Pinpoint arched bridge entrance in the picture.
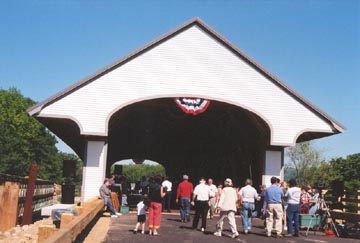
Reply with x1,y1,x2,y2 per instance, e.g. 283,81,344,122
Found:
107,98,270,187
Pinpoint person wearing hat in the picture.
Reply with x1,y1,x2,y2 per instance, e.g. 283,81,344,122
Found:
176,174,194,222
213,178,240,239
191,177,211,232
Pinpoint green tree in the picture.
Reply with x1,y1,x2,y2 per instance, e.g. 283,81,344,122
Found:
0,88,63,183
285,141,324,185
328,153,360,191
120,164,165,183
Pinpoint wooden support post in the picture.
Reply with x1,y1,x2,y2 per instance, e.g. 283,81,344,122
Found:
22,163,38,226
357,190,360,214
111,192,119,212
75,206,83,215
0,181,20,232
60,213,74,228
38,224,57,243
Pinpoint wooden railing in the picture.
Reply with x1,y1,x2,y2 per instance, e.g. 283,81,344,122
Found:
39,197,104,243
0,173,54,232
325,190,360,223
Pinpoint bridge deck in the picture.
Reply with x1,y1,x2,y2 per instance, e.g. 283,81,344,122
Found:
100,210,358,243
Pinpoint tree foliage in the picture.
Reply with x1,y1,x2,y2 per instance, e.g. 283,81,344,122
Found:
119,164,165,183
285,141,324,185
285,140,359,196
328,153,360,192
0,88,72,183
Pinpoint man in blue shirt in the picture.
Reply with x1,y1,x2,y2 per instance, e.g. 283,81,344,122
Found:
265,177,284,238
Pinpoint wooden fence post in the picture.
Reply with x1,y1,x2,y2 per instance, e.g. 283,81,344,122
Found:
22,163,38,226
357,190,360,214
38,224,57,243
0,181,20,232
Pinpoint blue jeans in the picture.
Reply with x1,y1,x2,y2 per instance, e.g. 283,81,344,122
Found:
105,196,116,215
241,202,255,231
286,204,300,235
180,197,191,221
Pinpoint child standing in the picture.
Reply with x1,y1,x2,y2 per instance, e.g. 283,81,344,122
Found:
134,195,148,234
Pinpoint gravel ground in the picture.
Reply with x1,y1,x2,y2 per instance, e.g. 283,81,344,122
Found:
0,217,53,243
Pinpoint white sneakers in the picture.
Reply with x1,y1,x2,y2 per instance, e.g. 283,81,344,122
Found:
201,228,205,232
111,212,122,218
214,231,239,238
213,232,222,237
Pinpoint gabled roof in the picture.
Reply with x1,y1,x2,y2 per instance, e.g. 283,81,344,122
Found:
28,17,345,133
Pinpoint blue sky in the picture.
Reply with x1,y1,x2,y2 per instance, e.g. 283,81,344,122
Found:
1,1,359,160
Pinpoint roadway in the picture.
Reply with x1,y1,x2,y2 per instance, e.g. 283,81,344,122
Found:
101,211,358,243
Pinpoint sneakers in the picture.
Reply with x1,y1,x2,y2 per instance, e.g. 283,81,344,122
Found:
213,231,222,237
111,215,118,218
201,227,205,232
232,232,240,238
141,231,145,234
244,230,248,234
115,212,122,216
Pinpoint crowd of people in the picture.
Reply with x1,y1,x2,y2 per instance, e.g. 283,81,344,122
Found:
98,174,323,238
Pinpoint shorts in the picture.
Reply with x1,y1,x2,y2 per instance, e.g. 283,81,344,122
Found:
137,214,146,223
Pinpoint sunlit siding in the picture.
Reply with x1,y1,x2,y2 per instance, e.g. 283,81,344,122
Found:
39,25,333,146
81,141,107,201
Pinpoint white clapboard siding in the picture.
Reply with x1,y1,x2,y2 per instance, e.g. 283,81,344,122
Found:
38,25,333,146
81,141,107,202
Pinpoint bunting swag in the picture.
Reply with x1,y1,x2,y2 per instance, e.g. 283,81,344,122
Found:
174,98,210,115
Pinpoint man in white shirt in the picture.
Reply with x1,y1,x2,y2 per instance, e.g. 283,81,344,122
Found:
238,178,259,234
191,177,211,232
162,176,172,212
285,179,301,237
207,178,217,219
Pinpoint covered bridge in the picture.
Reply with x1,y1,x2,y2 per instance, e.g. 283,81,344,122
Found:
28,18,344,202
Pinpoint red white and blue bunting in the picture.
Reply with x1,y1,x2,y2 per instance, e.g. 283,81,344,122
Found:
174,98,210,115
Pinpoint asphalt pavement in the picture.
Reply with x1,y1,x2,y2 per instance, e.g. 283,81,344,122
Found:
103,210,359,243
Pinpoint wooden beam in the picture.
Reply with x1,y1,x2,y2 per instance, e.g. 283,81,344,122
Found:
0,181,19,232
60,213,74,228
330,210,360,223
41,197,104,243
38,224,57,243
22,163,38,225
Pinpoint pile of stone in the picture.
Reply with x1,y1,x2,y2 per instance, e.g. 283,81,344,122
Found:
0,217,53,243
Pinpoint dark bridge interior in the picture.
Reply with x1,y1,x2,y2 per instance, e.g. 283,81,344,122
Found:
106,98,270,186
